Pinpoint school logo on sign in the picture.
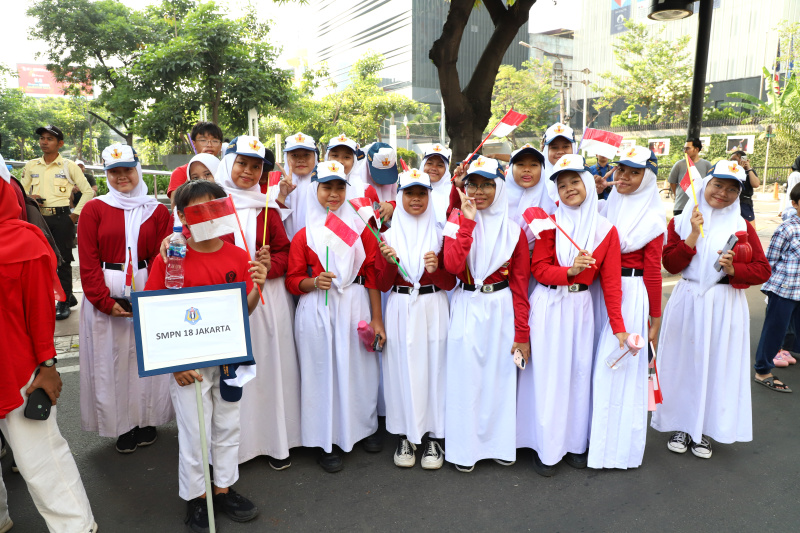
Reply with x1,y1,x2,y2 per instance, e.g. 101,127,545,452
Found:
184,307,202,325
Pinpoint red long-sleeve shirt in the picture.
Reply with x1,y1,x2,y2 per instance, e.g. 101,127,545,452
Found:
443,218,531,343
220,207,290,279
530,220,626,334
374,248,457,292
285,226,379,295
620,236,664,318
662,218,771,286
166,164,188,198
78,200,172,315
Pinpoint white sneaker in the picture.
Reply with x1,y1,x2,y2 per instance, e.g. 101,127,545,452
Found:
393,438,416,468
454,463,474,473
0,516,13,533
667,431,691,454
691,436,712,459
493,458,515,466
420,440,444,470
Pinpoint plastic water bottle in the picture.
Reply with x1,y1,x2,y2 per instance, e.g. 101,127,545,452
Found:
165,225,187,289
605,333,645,370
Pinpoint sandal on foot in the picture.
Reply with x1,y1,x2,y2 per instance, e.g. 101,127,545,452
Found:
754,375,792,393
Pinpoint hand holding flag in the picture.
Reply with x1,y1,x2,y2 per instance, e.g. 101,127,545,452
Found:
464,109,527,165
680,155,704,236
522,207,595,268
348,199,410,278
442,208,463,239
262,171,283,245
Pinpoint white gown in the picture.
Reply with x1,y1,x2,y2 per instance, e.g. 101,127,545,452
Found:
238,276,302,462
588,276,650,469
294,281,380,453
650,279,753,444
79,268,173,437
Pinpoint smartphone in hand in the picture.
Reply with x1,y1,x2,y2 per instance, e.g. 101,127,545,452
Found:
514,349,526,370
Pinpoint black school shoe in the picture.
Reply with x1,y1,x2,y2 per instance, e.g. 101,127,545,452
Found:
564,451,588,469
362,432,383,453
116,428,137,453
55,301,71,320
318,450,343,473
135,426,158,447
213,488,259,523
68,294,79,307
185,498,210,533
532,451,556,477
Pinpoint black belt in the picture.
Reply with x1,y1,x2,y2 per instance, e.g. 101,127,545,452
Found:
392,284,442,295
460,280,509,293
353,275,366,286
681,276,730,285
548,283,589,293
102,260,148,271
621,268,644,277
40,206,71,216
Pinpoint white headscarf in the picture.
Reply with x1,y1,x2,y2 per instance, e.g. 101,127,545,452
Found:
384,185,442,300
96,161,159,280
283,151,316,240
216,152,268,259
601,168,666,253
675,175,745,295
306,179,367,293
507,165,557,247
466,176,521,294
543,134,578,203
324,150,368,198
185,153,220,182
552,168,613,301
422,153,452,227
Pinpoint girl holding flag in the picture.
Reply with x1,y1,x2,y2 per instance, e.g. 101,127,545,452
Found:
443,156,531,472
517,154,629,477
276,132,319,240
421,144,452,228
285,161,385,473
651,161,770,459
506,144,555,251
78,144,174,453
588,146,666,470
375,168,456,470
215,136,302,471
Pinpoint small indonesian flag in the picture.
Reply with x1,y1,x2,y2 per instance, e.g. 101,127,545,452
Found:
399,158,410,172
267,171,282,187
491,109,527,138
579,128,623,159
320,211,360,257
679,156,702,192
522,207,557,239
183,197,238,242
53,279,66,302
443,209,462,239
350,197,379,225
124,247,133,296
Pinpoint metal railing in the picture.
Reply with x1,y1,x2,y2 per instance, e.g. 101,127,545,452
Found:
605,115,769,133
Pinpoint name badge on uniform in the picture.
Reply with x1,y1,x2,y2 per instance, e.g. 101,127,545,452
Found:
30,173,39,178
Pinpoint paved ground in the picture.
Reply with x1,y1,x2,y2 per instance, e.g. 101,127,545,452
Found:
3,195,799,532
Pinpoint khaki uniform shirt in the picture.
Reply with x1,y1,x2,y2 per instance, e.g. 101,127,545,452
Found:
20,154,94,215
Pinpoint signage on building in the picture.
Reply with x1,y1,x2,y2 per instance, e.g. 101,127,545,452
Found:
16,64,91,96
610,0,632,35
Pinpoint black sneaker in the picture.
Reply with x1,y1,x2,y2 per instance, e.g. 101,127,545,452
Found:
185,497,210,533
362,432,383,453
55,301,71,320
213,488,259,523
267,455,292,471
135,426,158,447
420,439,444,470
667,431,691,454
564,451,588,469
532,451,556,477
691,436,712,459
318,450,343,473
115,428,137,453
68,294,79,307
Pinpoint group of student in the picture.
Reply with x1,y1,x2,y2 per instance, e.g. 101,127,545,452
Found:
70,119,792,533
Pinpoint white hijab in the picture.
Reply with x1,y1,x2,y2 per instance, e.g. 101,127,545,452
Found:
422,153,452,227
283,150,316,240
543,136,578,203
216,152,268,259
601,168,666,253
96,162,159,280
508,165,557,247
185,153,220,182
306,180,367,293
675,176,745,295
467,176,521,294
552,169,613,301
384,186,443,298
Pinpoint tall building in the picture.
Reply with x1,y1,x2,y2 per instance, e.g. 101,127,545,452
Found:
310,0,530,107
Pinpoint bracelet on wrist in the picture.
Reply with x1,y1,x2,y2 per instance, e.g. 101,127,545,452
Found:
313,277,318,289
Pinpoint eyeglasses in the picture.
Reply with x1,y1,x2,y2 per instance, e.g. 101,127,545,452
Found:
195,139,222,146
465,182,497,194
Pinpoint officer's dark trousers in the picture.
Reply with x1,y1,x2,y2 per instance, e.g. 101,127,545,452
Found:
43,213,75,298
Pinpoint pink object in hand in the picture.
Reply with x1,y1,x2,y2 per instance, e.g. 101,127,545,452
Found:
357,321,375,353
626,333,645,354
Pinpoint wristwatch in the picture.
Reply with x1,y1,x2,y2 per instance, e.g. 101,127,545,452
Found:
40,357,57,368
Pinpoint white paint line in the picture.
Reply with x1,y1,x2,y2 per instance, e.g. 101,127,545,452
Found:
58,365,80,374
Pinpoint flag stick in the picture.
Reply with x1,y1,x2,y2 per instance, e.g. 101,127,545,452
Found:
231,205,265,304
463,121,502,165
186,133,197,155
347,200,410,278
194,374,217,533
262,187,271,248
685,154,704,237
128,247,135,292
547,214,596,269
325,246,329,306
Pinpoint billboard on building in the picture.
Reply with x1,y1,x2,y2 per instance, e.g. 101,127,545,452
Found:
16,64,91,96
611,0,632,35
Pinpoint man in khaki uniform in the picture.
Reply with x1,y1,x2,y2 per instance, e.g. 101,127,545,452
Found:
21,125,93,320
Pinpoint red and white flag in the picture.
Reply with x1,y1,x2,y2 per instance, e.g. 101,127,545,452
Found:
124,247,133,296
443,208,462,239
491,109,528,138
349,197,380,225
579,128,623,159
522,207,557,238
679,155,702,192
267,171,282,187
321,211,359,257
183,197,238,242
